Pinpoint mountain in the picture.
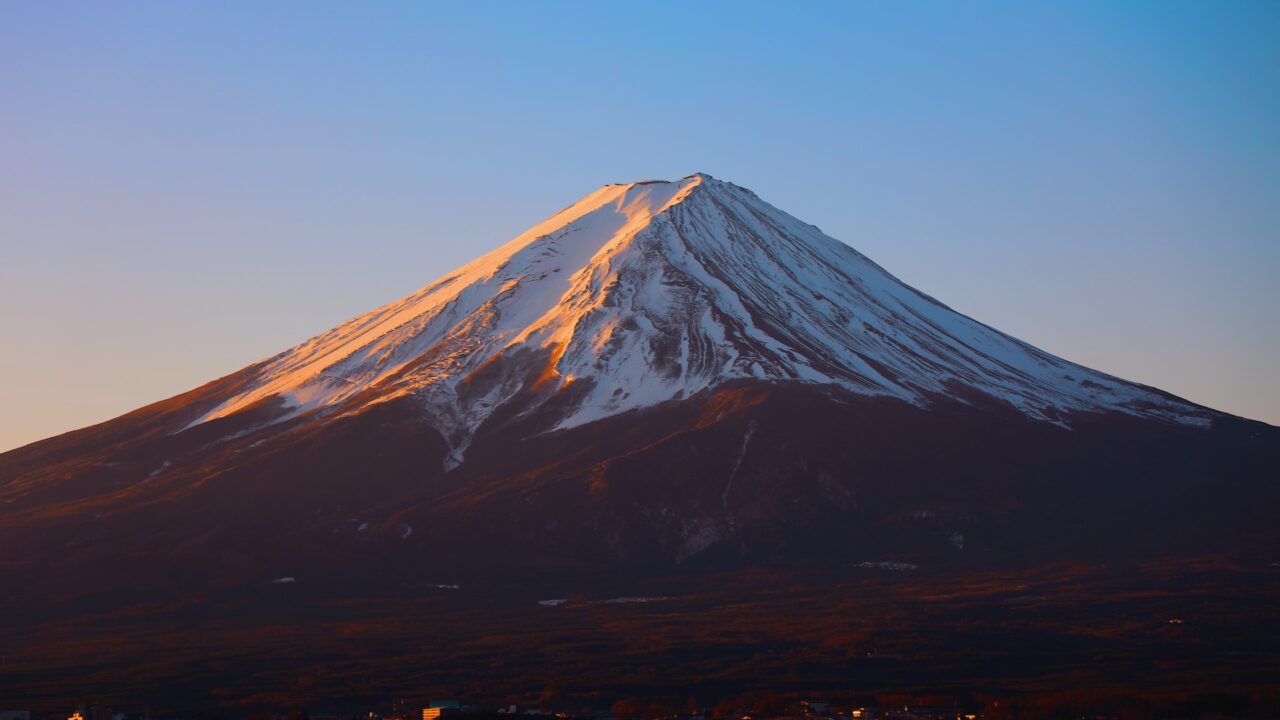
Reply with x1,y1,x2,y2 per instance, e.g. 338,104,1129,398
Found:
1,174,1277,710
190,172,1214,464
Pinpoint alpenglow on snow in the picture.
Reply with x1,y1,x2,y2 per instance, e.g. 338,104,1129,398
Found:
194,173,1212,465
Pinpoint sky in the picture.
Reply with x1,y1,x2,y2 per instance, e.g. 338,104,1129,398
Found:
1,1,1277,451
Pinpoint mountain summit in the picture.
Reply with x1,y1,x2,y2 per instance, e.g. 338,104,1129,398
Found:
195,173,1209,467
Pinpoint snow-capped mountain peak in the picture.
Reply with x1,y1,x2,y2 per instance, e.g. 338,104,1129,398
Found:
194,173,1212,464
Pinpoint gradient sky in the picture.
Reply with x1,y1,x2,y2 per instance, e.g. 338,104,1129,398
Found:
2,1,1277,451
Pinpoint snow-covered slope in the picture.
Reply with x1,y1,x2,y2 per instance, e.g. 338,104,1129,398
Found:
195,173,1212,463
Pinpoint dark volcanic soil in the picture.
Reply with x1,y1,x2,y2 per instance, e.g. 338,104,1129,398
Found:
3,559,1280,714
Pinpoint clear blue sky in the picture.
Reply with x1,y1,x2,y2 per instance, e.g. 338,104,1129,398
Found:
2,1,1277,450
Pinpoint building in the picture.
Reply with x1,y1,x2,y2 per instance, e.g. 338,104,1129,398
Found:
1,711,31,720
421,702,461,720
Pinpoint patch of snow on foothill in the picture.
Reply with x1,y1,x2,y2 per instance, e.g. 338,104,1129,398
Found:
144,460,171,481
189,173,1216,466
855,561,919,572
537,596,672,608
